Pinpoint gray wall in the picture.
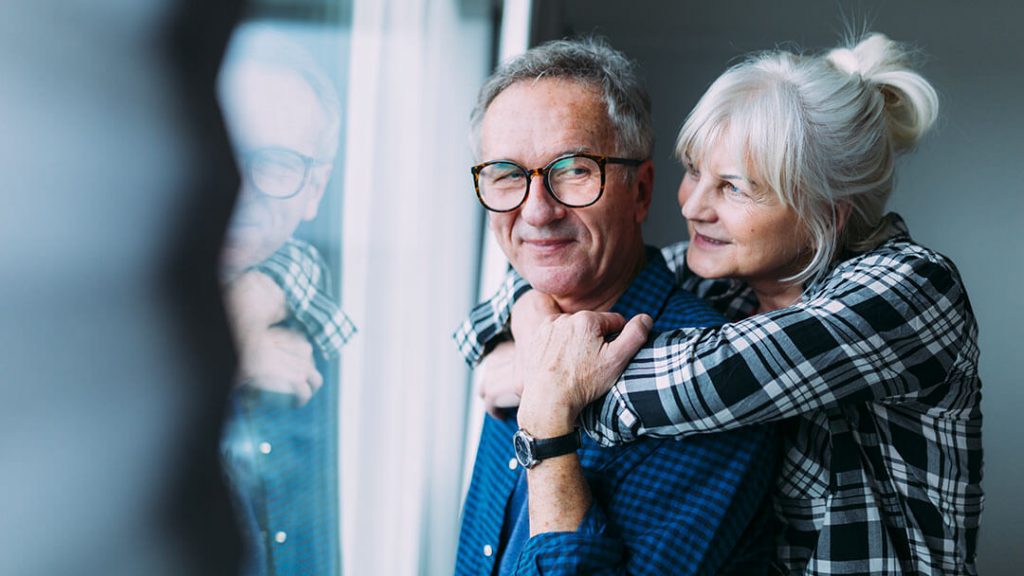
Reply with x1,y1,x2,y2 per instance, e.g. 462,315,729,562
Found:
534,1,1023,572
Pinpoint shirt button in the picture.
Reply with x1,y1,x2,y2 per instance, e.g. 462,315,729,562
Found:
274,531,287,544
259,442,272,455
508,458,518,470
483,544,493,557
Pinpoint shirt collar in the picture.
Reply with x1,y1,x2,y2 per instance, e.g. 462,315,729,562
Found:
609,246,675,320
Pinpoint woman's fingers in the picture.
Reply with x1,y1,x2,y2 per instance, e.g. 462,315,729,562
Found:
478,340,521,418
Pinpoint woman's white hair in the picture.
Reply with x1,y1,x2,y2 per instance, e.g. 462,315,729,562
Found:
676,33,939,285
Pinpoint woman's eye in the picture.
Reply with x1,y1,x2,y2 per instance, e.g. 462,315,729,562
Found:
685,163,700,179
723,181,751,198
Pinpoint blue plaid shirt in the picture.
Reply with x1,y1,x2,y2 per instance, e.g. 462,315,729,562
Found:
454,248,778,575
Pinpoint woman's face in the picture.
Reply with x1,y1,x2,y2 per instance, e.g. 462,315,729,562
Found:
678,135,811,294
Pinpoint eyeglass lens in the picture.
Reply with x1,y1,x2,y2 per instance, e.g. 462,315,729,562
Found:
477,155,602,211
248,148,308,198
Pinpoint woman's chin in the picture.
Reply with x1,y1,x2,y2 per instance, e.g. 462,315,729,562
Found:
685,250,731,280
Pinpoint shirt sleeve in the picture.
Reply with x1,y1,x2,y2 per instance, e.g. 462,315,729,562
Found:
453,269,531,366
509,505,625,575
509,426,776,575
254,238,357,359
580,243,977,445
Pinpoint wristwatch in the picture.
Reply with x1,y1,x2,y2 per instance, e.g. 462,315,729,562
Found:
512,428,582,469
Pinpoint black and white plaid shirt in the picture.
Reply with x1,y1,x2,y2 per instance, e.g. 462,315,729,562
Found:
254,238,356,358
453,215,984,575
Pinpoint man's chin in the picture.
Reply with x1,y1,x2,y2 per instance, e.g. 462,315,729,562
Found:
519,268,583,300
219,245,263,279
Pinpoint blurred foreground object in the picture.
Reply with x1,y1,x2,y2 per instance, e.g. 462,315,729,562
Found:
0,1,243,574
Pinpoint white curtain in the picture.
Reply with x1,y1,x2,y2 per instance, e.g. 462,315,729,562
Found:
337,0,493,574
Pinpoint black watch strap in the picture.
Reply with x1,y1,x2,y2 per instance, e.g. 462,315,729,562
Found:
513,428,582,469
532,429,582,460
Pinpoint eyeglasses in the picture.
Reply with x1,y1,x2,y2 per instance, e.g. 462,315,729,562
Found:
470,153,644,212
240,147,329,199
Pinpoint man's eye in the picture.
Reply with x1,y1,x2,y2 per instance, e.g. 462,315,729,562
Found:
484,164,525,184
550,158,596,180
555,166,592,178
494,171,523,182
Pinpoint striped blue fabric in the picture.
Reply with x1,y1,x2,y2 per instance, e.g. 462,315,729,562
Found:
454,248,778,575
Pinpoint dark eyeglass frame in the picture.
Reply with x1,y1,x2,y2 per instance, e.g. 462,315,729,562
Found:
470,153,644,213
240,146,331,200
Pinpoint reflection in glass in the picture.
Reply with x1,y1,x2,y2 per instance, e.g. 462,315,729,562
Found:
217,22,352,576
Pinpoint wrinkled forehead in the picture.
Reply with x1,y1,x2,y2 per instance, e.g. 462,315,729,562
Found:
481,78,616,159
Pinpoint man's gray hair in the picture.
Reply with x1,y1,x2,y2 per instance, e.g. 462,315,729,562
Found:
470,37,653,161
219,25,342,159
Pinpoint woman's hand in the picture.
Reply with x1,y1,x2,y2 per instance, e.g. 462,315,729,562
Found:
513,292,653,437
477,340,523,418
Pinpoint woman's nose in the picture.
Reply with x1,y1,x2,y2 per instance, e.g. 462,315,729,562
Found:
679,176,712,222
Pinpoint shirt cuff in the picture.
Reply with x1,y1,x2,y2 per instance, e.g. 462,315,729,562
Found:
512,505,624,575
452,270,531,366
579,387,641,447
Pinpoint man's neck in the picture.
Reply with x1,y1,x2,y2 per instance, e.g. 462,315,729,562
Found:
551,245,647,314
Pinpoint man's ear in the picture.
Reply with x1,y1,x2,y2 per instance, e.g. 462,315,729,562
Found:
302,165,332,221
633,160,654,224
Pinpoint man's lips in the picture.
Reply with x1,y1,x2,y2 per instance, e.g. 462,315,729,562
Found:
520,237,575,253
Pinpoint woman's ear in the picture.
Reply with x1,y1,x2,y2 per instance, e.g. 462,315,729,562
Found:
835,201,852,235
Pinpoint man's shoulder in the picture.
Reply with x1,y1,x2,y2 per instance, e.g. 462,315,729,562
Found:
656,284,725,330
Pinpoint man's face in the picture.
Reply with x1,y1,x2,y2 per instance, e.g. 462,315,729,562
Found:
480,79,652,310
220,62,333,277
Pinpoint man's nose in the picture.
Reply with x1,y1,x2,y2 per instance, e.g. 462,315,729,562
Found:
518,173,566,227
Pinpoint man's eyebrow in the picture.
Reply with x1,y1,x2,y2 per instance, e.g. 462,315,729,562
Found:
562,145,594,155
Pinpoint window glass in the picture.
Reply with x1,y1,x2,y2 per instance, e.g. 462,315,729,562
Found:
217,6,351,575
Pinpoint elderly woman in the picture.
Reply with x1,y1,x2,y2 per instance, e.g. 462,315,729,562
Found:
456,33,983,575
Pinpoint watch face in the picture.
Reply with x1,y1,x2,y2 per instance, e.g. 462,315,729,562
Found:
512,430,535,468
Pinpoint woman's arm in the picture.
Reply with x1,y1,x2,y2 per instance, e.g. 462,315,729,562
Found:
581,242,978,444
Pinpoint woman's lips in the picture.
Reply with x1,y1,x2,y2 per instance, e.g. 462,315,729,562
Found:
692,231,730,247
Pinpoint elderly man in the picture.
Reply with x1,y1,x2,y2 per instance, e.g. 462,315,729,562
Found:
454,39,777,575
217,29,355,576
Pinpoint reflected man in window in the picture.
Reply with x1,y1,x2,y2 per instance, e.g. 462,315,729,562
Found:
454,38,777,575
218,29,354,576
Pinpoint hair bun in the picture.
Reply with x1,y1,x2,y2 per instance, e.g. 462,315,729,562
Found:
828,33,939,151
827,47,861,76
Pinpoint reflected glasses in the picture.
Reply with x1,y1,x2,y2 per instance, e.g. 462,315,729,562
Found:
471,153,644,212
241,146,329,199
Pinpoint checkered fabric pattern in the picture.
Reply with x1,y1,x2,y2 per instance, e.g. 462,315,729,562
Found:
255,237,356,359
454,248,778,575
453,216,984,575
